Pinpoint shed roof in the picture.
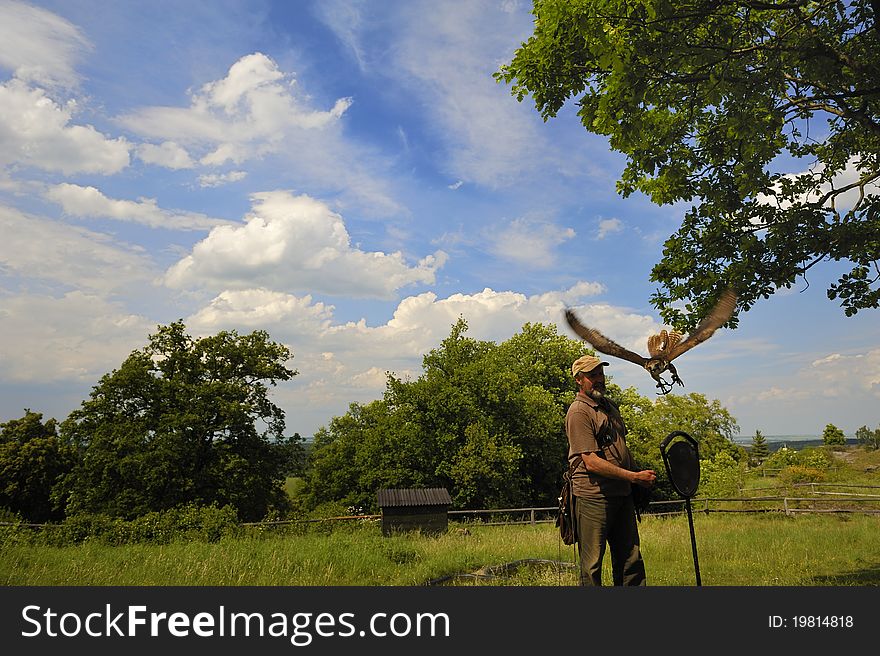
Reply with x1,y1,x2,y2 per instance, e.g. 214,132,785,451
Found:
377,487,452,508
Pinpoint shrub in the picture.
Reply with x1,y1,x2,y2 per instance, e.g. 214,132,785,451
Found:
2,504,243,547
796,448,833,471
778,466,827,485
763,447,799,470
698,452,744,498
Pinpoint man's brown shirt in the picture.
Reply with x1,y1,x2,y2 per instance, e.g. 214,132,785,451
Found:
565,392,634,498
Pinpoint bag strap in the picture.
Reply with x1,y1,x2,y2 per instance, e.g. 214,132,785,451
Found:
565,456,579,479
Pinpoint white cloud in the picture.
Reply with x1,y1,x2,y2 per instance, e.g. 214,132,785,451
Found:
186,283,607,367
388,2,544,186
182,280,608,433
116,52,401,215
596,217,623,239
46,183,233,231
163,190,446,298
198,170,248,188
757,157,880,214
809,349,880,397
0,291,153,382
118,53,351,165
187,288,333,333
136,141,196,169
0,203,157,292
0,79,130,175
489,218,576,267
0,0,91,88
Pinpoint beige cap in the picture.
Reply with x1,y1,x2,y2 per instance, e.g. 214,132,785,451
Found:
571,355,609,377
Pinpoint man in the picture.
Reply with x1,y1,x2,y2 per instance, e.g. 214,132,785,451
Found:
566,354,656,586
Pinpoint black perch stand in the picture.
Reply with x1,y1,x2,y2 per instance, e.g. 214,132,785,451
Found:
659,430,702,586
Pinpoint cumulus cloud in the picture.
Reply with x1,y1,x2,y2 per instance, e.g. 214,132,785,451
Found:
118,53,351,166
187,288,334,333
182,281,608,431
0,204,157,292
116,52,400,215
0,0,91,88
46,183,233,231
163,191,446,298
0,79,130,175
490,218,576,267
596,217,623,239
136,141,196,169
0,291,152,382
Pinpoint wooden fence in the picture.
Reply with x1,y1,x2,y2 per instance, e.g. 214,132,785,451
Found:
4,483,880,531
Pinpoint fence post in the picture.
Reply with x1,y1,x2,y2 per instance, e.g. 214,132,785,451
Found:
530,509,535,525
784,498,789,517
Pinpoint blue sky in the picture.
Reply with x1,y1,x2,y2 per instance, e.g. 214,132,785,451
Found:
1,0,878,440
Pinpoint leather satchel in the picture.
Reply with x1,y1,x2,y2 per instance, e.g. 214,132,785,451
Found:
556,459,579,545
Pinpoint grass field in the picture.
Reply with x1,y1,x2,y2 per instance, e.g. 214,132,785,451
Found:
3,446,879,586
3,512,878,586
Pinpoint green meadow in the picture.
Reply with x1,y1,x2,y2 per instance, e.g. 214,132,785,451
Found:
3,512,878,586
3,445,879,586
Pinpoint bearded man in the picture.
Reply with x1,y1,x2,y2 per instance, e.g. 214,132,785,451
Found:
566,355,657,586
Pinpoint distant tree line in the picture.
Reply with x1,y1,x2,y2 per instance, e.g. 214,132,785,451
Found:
12,318,849,525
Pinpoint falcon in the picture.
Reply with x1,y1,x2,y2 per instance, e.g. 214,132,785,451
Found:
564,288,738,394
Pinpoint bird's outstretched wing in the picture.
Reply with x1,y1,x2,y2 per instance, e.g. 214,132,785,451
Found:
564,308,648,367
667,288,738,362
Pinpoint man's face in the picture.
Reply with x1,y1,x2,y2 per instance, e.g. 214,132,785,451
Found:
578,366,606,396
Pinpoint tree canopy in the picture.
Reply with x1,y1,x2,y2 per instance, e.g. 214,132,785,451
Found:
821,422,847,445
303,319,744,511
305,319,592,511
615,387,745,497
0,410,75,522
59,321,298,521
496,0,880,329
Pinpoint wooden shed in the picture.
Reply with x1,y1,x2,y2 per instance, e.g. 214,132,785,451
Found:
376,487,452,536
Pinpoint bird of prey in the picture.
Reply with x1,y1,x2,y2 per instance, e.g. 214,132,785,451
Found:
564,288,738,394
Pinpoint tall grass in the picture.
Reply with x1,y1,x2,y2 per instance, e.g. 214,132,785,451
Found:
3,513,878,586
4,446,878,586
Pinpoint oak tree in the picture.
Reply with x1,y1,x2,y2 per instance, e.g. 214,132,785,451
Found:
497,0,880,328
60,321,297,521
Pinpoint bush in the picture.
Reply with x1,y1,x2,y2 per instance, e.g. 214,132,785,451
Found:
763,447,799,470
796,448,833,471
1,504,243,547
698,452,744,498
778,466,827,485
